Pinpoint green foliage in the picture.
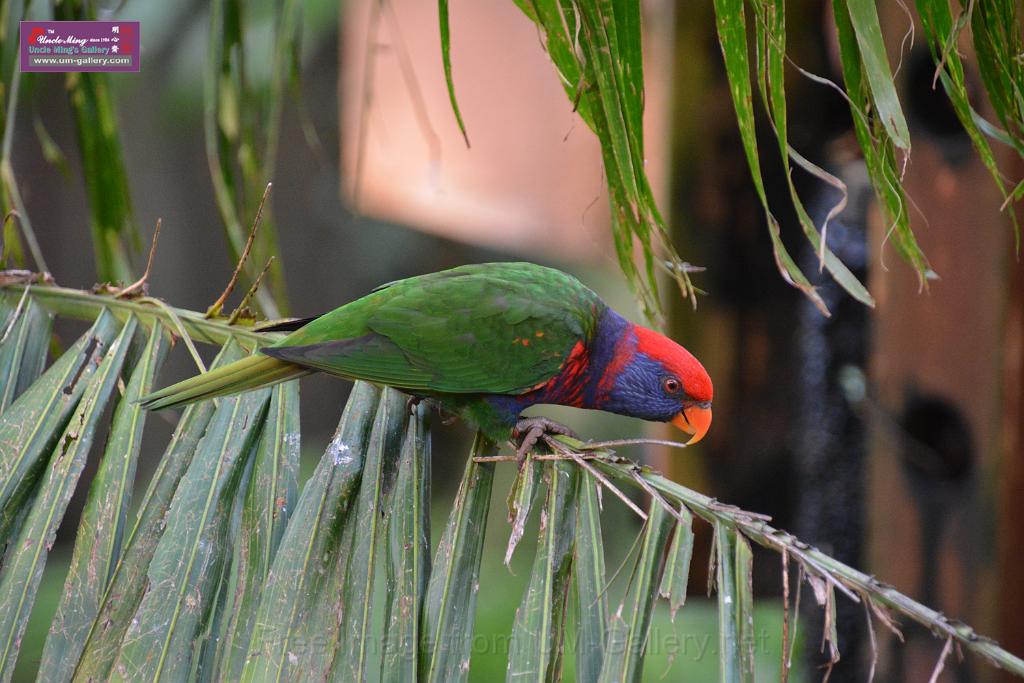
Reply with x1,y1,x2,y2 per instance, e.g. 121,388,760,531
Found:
39,321,168,682
506,462,578,680
480,0,1023,314
508,0,697,323
54,2,141,284
0,283,1019,682
205,0,301,317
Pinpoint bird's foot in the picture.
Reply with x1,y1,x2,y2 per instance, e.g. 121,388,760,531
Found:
511,416,579,468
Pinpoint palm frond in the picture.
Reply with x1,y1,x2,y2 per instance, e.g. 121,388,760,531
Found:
485,1,1024,313
508,0,695,322
0,281,1018,681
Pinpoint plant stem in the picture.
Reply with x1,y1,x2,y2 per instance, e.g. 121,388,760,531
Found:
2,283,281,349
592,459,1024,677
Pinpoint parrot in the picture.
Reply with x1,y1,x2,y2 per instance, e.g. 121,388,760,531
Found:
140,262,713,454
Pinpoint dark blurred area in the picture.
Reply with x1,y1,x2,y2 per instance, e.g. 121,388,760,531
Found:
13,0,1024,681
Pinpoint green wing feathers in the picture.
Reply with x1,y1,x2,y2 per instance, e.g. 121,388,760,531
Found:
139,354,310,410
141,262,604,410
270,262,603,395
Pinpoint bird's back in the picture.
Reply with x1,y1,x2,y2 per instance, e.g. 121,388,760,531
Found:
268,262,606,395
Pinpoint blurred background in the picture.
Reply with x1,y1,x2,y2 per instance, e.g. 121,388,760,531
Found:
11,0,1023,680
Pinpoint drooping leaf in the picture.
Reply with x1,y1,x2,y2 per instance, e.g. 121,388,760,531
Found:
420,435,496,682
438,0,470,146
40,320,168,682
213,380,301,681
750,0,874,307
915,0,1020,245
0,308,120,539
713,524,755,683
72,341,244,683
204,0,289,316
506,461,579,682
715,523,741,683
845,0,911,149
511,0,694,321
736,531,755,683
598,499,673,683
971,0,1024,148
56,3,139,284
574,471,608,683
240,382,380,682
381,405,432,682
712,0,829,314
659,503,694,620
832,0,930,279
505,457,541,567
110,368,271,681
0,293,53,413
0,313,134,681
329,388,408,682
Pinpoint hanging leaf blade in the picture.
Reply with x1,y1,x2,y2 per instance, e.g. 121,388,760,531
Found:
574,471,608,683
110,367,271,681
506,461,579,682
72,340,244,682
0,313,134,681
329,388,408,681
420,435,496,683
240,382,380,682
598,499,673,683
381,406,432,682
213,380,301,681
659,503,694,620
40,320,167,682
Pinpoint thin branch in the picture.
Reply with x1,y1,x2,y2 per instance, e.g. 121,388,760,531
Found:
0,164,46,275
788,565,804,672
473,453,609,463
537,438,648,520
929,637,954,683
206,183,271,318
227,256,275,324
567,452,646,520
116,218,162,299
522,435,1024,677
382,0,445,158
578,437,692,452
781,548,791,683
351,0,384,209
864,599,878,683
2,283,279,350
627,467,689,525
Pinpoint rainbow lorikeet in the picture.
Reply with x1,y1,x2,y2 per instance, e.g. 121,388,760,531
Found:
141,263,713,451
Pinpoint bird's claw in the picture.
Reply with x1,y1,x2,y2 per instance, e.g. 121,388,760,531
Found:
511,417,578,469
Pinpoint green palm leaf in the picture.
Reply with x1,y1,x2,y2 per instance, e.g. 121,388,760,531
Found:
241,381,379,682
40,320,167,682
421,436,496,682
0,311,133,681
506,462,579,681
110,364,270,681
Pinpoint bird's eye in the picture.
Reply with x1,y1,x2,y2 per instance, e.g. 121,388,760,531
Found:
662,377,682,395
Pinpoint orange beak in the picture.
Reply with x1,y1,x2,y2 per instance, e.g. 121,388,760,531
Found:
671,404,713,446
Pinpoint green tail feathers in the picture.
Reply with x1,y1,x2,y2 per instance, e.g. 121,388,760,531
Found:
140,353,310,410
